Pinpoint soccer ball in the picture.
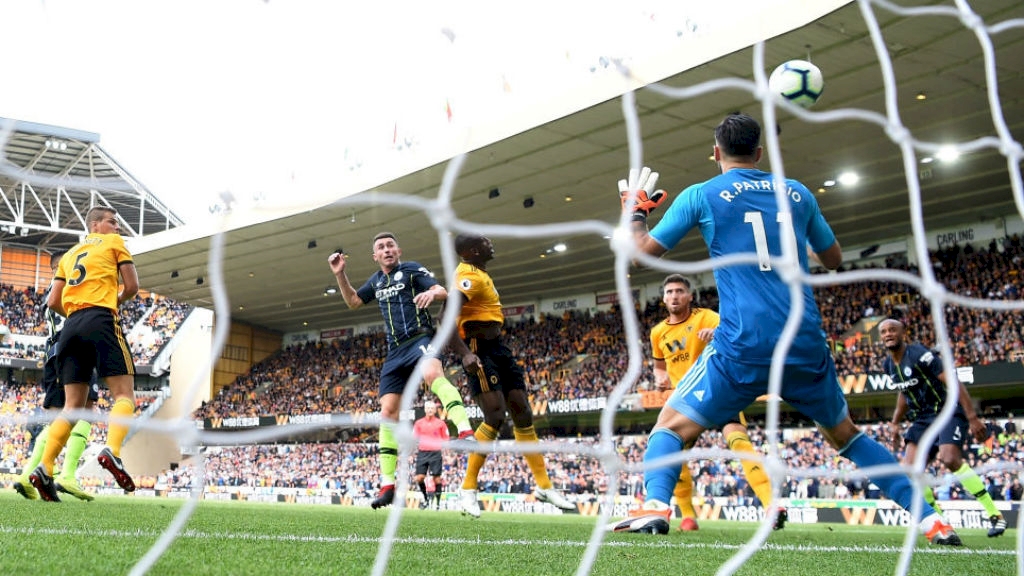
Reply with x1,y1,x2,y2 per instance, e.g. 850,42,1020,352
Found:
768,59,824,109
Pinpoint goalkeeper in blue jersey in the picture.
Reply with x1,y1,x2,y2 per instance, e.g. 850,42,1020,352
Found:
611,113,961,545
879,317,1007,537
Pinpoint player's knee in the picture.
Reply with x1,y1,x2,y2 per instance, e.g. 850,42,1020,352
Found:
722,422,745,435
483,414,505,429
821,418,859,449
509,410,533,429
420,360,445,383
939,451,963,471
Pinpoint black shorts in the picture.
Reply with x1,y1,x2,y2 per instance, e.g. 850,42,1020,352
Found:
905,413,970,458
462,338,526,398
379,335,440,396
58,307,135,385
415,450,443,476
42,344,99,409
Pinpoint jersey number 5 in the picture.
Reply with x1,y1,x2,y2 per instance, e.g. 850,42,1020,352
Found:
68,252,89,286
743,211,796,272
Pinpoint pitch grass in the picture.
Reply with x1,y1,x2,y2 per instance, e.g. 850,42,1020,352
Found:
0,492,1015,576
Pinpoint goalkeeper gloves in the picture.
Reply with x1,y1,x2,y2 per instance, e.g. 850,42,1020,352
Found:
619,166,667,221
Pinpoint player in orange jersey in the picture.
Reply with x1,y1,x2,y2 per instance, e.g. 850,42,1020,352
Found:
446,234,575,518
31,207,139,501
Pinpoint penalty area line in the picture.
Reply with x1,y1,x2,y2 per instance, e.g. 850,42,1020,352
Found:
0,525,1014,556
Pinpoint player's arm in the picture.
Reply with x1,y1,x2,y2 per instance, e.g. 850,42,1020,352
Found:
632,224,669,258
327,252,364,309
442,290,481,373
413,283,446,310
653,359,670,390
937,370,988,442
806,197,842,270
118,262,139,305
47,278,67,317
889,391,908,452
809,241,843,270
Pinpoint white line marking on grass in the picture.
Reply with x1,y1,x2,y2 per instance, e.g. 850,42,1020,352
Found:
0,525,1014,556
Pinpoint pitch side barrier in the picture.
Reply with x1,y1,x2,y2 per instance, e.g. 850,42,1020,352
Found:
73,485,1019,530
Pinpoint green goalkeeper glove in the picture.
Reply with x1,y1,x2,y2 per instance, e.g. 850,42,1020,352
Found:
619,166,667,220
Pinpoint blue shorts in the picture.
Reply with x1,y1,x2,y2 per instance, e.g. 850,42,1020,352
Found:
905,413,969,457
379,335,442,396
667,341,848,430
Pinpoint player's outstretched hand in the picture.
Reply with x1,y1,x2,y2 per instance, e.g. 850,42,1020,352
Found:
328,251,348,275
619,166,667,218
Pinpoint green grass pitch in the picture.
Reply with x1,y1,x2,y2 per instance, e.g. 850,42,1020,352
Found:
0,492,1015,575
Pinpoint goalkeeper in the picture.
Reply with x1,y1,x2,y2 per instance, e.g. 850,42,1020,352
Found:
650,273,785,531
613,113,961,546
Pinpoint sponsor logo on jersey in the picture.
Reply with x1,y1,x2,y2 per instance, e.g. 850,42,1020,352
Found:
375,283,407,300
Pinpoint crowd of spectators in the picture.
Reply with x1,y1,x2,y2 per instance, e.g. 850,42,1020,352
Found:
0,288,191,366
0,283,48,336
191,236,1024,422
823,236,1024,374
127,297,193,364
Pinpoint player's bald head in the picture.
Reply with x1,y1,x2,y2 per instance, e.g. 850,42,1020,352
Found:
878,318,905,332
454,233,484,256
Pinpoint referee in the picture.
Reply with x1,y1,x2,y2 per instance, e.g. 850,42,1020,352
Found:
413,401,449,509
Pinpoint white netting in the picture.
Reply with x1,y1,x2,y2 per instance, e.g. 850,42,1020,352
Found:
1,1,1023,575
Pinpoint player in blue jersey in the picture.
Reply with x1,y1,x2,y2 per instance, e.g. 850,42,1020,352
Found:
611,113,960,545
879,318,1007,537
329,232,474,509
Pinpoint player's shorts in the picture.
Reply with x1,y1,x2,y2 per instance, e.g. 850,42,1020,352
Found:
461,337,526,398
904,413,970,459
58,307,135,385
379,335,441,396
415,450,443,476
668,341,847,430
42,345,99,409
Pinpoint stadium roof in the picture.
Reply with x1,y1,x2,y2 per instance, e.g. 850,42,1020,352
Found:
0,118,184,251
115,3,1024,334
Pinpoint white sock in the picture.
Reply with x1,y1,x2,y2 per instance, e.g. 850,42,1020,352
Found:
919,512,943,533
643,499,670,511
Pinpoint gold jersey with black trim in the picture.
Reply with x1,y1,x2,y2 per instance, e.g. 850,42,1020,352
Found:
453,262,503,336
650,307,719,386
55,232,133,316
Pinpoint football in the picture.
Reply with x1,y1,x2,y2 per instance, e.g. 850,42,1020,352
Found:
607,513,671,535
768,59,824,109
